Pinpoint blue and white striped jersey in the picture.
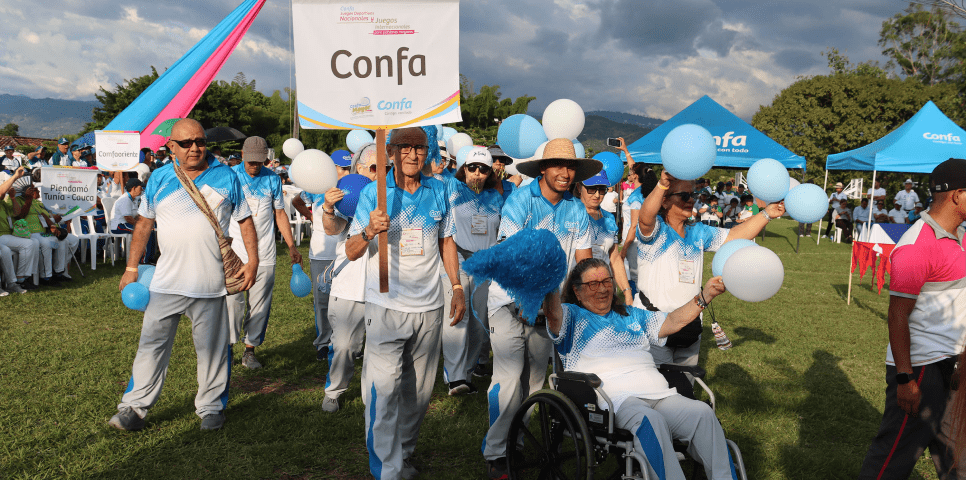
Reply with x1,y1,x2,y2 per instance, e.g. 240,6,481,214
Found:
228,165,284,265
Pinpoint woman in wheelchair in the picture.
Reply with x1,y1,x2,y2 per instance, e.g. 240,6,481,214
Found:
543,258,738,480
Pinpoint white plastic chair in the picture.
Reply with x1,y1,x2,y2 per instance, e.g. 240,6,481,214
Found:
283,192,311,246
71,216,108,270
101,197,132,265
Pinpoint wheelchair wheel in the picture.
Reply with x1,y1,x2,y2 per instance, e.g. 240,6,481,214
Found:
507,389,595,480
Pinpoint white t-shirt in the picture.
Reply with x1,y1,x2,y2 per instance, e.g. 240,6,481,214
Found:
829,191,848,209
99,180,123,199
871,207,888,220
301,191,346,261
867,187,886,200
329,239,370,303
228,165,285,265
889,208,907,224
110,193,138,230
139,157,251,298
349,173,454,312
601,191,618,214
895,190,919,212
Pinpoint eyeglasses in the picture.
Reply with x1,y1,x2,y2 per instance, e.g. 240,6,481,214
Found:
369,164,393,173
391,144,429,156
577,277,614,292
584,186,607,195
171,138,207,148
465,164,491,174
669,191,692,202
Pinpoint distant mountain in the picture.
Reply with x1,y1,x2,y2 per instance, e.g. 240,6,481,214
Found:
586,110,665,130
578,114,655,155
0,94,98,139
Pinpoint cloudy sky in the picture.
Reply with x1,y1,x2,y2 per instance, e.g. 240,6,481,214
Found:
0,0,907,121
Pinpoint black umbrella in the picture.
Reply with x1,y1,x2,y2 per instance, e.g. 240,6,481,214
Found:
205,127,247,143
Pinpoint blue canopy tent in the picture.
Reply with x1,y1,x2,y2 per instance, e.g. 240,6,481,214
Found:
625,95,806,171
825,100,966,238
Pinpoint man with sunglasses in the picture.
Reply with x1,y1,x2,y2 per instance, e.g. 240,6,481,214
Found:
110,119,259,433
345,127,463,480
482,138,602,480
634,170,784,397
292,145,360,363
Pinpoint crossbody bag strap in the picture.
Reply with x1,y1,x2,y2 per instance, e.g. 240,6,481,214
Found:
172,159,227,240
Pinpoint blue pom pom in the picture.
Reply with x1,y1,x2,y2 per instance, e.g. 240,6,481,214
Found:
462,229,567,323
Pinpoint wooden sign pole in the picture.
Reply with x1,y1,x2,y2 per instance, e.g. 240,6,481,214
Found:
375,129,390,293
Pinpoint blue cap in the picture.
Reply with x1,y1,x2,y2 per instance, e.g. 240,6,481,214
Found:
228,154,240,160
4,145,14,151
58,137,69,145
331,149,353,167
582,171,609,187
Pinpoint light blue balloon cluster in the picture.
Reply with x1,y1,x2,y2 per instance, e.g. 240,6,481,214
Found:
346,130,373,154
497,114,548,159
747,158,790,203
660,124,716,180
711,239,757,277
572,139,585,159
785,184,829,223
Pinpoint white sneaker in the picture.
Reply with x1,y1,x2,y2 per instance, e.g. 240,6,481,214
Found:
322,395,340,413
0,288,8,297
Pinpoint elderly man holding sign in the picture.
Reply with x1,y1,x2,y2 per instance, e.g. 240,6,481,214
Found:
345,127,464,480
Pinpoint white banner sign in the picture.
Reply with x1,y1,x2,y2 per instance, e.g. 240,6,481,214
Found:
95,130,141,171
39,166,99,216
292,0,462,130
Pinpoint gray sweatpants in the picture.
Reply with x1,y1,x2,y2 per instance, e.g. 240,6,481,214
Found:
482,304,553,461
227,265,276,347
0,234,38,278
616,395,737,480
362,303,443,480
324,295,366,399
118,293,231,419
310,259,333,351
0,243,15,286
440,270,487,384
29,233,54,277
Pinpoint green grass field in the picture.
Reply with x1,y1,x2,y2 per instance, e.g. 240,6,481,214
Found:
0,218,943,479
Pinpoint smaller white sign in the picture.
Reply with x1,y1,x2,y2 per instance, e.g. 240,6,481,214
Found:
39,166,99,215
95,130,141,171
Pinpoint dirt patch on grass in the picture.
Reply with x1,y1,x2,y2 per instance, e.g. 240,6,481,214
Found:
234,376,324,395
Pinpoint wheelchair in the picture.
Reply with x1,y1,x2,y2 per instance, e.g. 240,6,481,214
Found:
506,363,748,480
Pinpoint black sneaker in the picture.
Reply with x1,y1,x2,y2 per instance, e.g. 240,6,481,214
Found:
109,407,145,431
316,346,329,362
471,364,492,378
18,281,39,291
39,277,61,287
448,380,478,396
487,457,509,480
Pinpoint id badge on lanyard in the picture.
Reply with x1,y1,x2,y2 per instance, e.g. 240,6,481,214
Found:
678,259,696,284
400,228,424,256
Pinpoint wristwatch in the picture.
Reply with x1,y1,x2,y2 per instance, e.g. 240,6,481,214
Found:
361,228,372,242
895,372,913,385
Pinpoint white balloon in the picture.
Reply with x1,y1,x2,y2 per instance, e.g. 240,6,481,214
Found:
722,246,784,302
789,177,801,190
504,162,519,176
282,138,304,159
542,99,585,140
533,140,549,161
290,149,337,194
446,133,473,163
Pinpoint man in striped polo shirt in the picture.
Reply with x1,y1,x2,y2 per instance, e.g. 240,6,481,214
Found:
859,158,966,479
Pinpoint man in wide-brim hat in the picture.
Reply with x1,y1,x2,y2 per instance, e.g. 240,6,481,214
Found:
481,137,603,479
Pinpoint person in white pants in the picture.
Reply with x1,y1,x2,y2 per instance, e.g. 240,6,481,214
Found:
345,127,464,480
545,259,738,480
12,183,77,284
317,145,384,413
109,119,258,432
437,146,504,395
482,139,600,480
226,136,302,369
0,167,37,292
292,148,357,362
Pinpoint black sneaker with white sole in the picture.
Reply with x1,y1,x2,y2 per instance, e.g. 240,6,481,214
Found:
109,407,145,431
448,380,478,396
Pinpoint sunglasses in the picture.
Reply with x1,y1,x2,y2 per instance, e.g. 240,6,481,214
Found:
390,144,429,156
170,138,207,148
465,164,491,174
669,191,693,202
583,186,607,195
577,277,614,292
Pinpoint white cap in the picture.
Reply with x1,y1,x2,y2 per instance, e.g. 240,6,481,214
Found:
905,178,913,184
458,146,492,170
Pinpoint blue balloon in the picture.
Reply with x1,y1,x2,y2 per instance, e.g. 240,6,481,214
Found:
455,145,475,169
497,114,548,159
785,184,829,223
660,124,716,180
346,130,374,154
711,239,757,277
122,282,150,312
335,174,372,218
747,158,790,203
290,264,312,298
572,139,585,159
593,152,624,186
442,127,458,141
137,265,155,288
